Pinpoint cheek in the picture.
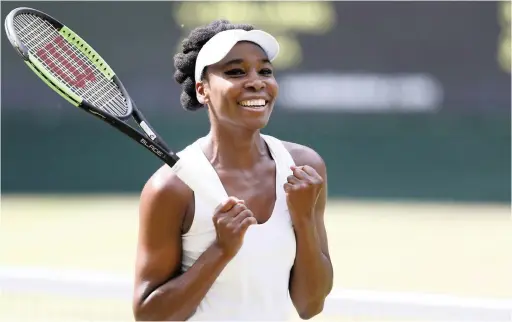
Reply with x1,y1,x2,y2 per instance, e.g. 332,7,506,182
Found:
220,83,242,105
209,79,238,103
268,79,279,97
209,86,240,117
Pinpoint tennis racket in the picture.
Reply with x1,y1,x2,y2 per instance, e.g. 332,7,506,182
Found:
4,7,227,208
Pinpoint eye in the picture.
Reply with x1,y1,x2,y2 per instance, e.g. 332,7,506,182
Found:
260,68,273,76
224,68,245,76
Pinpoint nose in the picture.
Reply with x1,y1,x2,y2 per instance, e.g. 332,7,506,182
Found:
244,71,266,91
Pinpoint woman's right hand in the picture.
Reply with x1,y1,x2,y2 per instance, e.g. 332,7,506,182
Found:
212,197,258,259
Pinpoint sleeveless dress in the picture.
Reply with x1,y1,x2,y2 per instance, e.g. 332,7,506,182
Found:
177,134,297,321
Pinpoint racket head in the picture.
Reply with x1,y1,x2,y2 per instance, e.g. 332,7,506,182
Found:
4,7,134,120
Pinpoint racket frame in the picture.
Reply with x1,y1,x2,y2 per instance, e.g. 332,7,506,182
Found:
4,7,179,167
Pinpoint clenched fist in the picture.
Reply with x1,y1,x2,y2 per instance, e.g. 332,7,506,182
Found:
212,197,258,259
284,165,324,222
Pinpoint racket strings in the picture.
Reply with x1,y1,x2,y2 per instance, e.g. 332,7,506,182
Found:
13,14,129,117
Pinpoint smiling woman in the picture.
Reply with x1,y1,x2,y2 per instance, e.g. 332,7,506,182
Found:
131,19,333,321
193,28,279,130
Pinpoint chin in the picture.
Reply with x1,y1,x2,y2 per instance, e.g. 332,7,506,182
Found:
249,120,270,131
225,103,274,131
244,111,272,131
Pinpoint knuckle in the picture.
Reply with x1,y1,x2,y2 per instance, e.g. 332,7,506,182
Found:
226,204,241,216
236,210,248,218
236,210,251,221
233,208,244,217
235,203,246,212
304,177,314,184
311,176,322,185
293,185,302,191
244,210,254,219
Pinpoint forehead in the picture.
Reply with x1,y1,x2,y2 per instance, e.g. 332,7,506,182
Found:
217,41,269,65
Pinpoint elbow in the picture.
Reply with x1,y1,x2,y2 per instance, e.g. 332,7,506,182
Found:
132,305,168,322
133,307,147,321
133,299,196,321
297,299,325,320
132,298,163,321
133,301,153,321
133,311,145,321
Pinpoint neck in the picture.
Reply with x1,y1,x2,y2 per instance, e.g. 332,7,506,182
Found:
204,123,268,170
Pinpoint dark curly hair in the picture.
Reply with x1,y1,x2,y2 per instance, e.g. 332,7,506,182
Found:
173,20,254,111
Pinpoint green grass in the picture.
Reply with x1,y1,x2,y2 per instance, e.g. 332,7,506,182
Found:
1,195,511,321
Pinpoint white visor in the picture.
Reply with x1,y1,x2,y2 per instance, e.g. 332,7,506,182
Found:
194,29,280,82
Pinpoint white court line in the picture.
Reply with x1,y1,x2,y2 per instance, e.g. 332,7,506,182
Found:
0,266,511,321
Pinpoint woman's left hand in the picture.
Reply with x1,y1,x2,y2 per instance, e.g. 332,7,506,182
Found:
284,165,324,223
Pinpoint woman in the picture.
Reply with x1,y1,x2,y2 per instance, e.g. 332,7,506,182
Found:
132,19,333,321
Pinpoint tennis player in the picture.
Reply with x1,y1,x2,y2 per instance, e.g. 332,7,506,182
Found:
132,20,333,321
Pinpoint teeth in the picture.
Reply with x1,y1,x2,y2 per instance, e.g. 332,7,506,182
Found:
239,99,266,107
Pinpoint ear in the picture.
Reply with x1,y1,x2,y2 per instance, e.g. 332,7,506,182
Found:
195,81,209,105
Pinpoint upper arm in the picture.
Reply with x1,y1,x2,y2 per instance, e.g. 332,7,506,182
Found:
283,142,331,260
132,166,193,311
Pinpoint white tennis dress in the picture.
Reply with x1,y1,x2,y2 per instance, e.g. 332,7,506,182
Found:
177,134,297,321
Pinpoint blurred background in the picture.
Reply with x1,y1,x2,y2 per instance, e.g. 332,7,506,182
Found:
1,1,511,321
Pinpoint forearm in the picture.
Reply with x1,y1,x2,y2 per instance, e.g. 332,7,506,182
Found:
135,243,230,321
289,218,333,318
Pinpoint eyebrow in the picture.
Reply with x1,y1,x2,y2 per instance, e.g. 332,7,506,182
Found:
222,58,271,66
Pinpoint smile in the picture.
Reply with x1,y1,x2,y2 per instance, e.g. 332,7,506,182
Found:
238,99,268,110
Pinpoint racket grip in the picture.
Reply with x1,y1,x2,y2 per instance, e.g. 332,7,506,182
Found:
171,158,228,209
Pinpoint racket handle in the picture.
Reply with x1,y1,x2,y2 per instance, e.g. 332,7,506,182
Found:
171,158,229,209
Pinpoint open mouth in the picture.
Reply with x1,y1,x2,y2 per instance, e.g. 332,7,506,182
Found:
238,99,268,110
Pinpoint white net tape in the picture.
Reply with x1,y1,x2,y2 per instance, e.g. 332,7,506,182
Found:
1,266,511,321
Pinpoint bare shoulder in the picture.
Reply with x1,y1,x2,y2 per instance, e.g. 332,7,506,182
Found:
139,164,193,221
281,141,327,177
